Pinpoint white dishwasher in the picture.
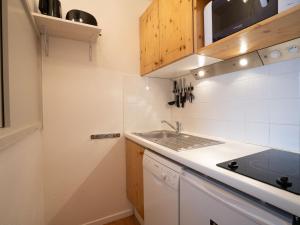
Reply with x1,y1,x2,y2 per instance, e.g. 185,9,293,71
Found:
180,170,293,225
143,150,182,225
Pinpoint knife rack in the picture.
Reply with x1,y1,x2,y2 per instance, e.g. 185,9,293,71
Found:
168,78,194,108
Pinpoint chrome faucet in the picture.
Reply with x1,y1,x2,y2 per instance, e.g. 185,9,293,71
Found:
161,120,182,134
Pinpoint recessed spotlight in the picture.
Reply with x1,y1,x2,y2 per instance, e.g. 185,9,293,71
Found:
239,58,248,67
145,78,150,91
198,70,205,78
270,50,281,59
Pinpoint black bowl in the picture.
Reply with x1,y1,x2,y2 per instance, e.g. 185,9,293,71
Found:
66,10,97,26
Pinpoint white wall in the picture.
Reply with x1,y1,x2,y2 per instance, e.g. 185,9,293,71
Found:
124,76,172,132
40,0,171,224
0,131,44,225
172,58,300,153
2,0,42,135
0,0,44,224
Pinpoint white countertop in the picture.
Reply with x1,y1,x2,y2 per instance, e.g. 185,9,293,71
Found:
125,131,300,217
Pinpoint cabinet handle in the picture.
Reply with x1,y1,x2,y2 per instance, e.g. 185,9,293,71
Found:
91,133,120,140
154,62,159,65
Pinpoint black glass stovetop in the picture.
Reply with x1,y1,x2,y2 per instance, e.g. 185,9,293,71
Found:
217,149,300,195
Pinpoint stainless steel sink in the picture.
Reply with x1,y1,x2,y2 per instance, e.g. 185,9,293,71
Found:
134,130,223,151
135,130,178,139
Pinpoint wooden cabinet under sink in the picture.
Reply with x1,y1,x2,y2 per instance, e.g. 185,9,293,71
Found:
126,139,144,218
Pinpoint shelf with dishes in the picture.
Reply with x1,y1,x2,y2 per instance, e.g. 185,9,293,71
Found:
32,12,102,43
32,11,101,60
30,0,101,60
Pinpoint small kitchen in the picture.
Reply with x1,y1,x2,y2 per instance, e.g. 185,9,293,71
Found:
0,0,300,225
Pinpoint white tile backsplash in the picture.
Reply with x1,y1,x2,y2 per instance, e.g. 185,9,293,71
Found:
269,99,300,125
270,124,300,152
245,100,269,123
171,58,300,152
245,122,269,146
123,76,172,132
269,72,300,99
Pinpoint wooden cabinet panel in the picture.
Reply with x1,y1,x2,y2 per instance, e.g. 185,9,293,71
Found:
126,139,144,218
159,0,194,67
193,0,210,52
136,148,144,218
140,0,160,75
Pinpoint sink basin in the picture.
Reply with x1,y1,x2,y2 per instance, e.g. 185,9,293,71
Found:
134,130,223,151
135,130,178,139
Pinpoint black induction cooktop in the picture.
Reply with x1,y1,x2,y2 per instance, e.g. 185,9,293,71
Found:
217,149,300,195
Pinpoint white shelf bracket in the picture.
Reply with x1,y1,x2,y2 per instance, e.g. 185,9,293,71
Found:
89,43,93,61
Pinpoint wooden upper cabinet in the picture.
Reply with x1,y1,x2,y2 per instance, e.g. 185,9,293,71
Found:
159,0,194,67
140,0,160,75
140,0,198,75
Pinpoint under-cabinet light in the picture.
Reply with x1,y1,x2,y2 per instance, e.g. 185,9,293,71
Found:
239,58,248,67
198,70,205,78
145,78,150,91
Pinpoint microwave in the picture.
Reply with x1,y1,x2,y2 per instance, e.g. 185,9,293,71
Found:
204,0,300,46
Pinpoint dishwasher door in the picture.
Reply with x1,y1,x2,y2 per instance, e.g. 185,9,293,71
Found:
143,151,181,225
180,170,292,225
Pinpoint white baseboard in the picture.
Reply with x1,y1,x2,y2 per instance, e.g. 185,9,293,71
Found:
82,209,133,225
134,208,144,225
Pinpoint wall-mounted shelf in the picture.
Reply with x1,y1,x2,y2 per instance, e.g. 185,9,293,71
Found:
198,4,300,60
32,13,101,42
32,13,102,60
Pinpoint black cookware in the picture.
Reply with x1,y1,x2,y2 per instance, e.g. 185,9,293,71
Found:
39,0,61,18
52,0,62,18
66,10,98,26
38,0,49,15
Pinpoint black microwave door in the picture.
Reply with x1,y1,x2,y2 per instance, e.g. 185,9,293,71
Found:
212,0,278,42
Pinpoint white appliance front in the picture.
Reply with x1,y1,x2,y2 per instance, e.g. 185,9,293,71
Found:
143,150,182,225
180,170,292,225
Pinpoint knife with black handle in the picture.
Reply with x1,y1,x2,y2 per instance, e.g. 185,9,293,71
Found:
181,78,186,108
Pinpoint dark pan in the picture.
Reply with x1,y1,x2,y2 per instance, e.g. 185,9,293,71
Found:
66,10,97,26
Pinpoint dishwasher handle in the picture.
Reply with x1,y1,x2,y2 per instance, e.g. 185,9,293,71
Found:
181,174,291,225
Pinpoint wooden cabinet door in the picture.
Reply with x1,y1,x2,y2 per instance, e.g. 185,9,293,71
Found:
126,139,144,218
159,0,194,66
136,148,144,218
140,0,160,75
